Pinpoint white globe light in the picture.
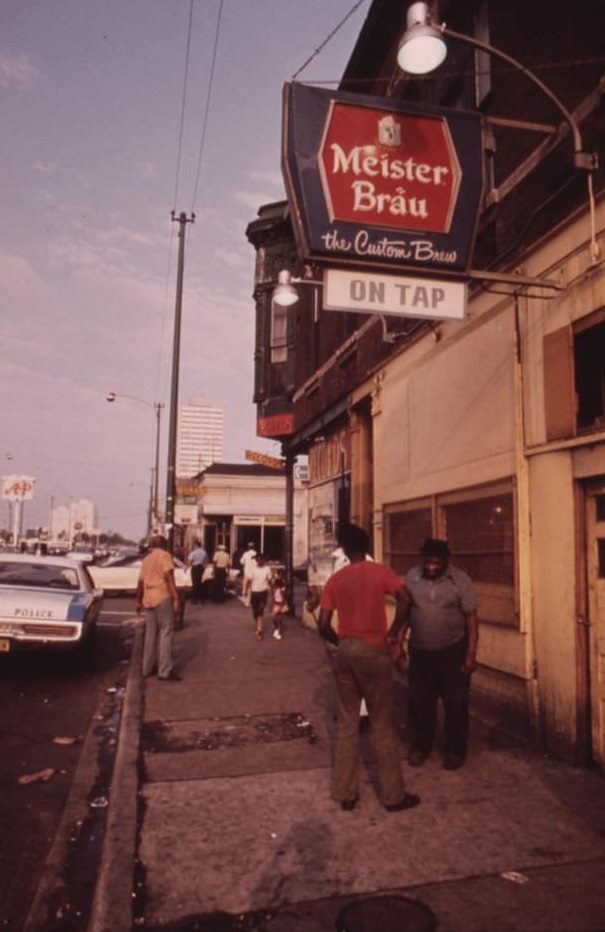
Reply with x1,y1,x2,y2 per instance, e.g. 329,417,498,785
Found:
397,28,447,74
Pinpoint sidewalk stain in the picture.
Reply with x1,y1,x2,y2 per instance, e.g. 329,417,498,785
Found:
141,712,318,754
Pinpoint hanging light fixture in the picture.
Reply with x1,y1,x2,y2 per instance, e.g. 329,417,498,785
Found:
397,2,447,75
272,270,300,307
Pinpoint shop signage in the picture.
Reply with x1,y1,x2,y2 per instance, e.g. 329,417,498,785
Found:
282,83,483,273
174,503,197,525
309,429,350,484
245,450,285,470
1,475,36,502
175,482,201,497
257,412,294,438
324,268,466,320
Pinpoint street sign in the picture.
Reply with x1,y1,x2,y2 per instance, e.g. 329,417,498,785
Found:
324,268,466,320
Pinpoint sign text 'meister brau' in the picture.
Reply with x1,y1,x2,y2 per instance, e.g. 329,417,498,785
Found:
319,104,460,234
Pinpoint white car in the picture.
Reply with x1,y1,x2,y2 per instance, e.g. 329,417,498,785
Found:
90,552,191,596
0,553,103,653
66,544,95,563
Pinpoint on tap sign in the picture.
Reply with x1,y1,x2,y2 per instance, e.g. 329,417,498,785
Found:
1,475,36,502
282,83,483,273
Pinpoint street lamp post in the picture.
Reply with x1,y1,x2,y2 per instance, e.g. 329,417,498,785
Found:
106,392,164,535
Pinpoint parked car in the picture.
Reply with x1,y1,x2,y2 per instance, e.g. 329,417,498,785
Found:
89,552,192,597
66,544,95,563
0,553,103,653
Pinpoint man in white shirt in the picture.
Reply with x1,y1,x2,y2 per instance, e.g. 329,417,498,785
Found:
240,541,257,607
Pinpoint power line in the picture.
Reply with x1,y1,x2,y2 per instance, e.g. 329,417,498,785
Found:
191,0,225,212
292,0,368,81
172,0,195,211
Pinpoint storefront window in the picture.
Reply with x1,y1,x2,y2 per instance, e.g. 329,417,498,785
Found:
384,482,517,628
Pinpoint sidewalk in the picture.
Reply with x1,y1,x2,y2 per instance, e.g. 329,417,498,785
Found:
91,593,605,932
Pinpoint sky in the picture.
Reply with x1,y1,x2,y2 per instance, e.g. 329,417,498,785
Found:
1,0,370,540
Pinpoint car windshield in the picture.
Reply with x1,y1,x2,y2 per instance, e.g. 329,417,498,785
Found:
0,561,81,590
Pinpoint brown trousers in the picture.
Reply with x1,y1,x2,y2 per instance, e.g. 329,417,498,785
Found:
332,637,405,806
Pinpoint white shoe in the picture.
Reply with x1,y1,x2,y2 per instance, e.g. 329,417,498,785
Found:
273,629,282,640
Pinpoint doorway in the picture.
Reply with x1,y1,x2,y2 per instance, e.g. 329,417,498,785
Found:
585,483,605,768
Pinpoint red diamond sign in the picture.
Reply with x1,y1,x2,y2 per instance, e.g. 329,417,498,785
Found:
319,102,461,234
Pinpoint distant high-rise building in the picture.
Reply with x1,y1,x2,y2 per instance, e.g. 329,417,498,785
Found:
176,397,224,477
50,498,98,541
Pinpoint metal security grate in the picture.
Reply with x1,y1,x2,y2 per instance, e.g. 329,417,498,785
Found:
444,493,514,586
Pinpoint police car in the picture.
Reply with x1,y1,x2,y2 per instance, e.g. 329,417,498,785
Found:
0,553,103,653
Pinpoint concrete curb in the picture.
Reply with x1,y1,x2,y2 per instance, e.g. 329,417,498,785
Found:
22,670,112,932
88,620,144,932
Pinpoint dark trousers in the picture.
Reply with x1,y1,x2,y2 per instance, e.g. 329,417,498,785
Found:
213,567,226,601
191,564,203,602
408,637,470,759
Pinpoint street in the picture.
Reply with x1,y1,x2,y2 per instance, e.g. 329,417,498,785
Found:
0,596,137,931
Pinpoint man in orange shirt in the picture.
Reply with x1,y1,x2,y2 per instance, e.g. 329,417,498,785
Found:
318,523,420,813
137,535,182,681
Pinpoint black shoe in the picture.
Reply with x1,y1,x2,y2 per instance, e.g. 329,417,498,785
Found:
340,797,359,811
443,754,465,770
384,792,421,812
158,672,182,682
407,749,427,767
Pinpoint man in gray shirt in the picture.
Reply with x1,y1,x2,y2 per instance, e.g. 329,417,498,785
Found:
403,538,478,770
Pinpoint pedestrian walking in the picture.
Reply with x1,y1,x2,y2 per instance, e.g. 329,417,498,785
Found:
317,523,420,813
270,570,288,640
187,538,208,604
136,535,182,682
212,544,231,602
240,541,257,607
403,538,479,771
249,553,272,640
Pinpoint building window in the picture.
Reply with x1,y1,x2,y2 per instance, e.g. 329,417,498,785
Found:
270,300,288,364
574,318,605,431
544,309,605,440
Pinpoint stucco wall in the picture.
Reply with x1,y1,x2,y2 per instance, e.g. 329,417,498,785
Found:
379,309,516,502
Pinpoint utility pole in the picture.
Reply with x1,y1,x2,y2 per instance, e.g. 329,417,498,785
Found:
165,210,195,554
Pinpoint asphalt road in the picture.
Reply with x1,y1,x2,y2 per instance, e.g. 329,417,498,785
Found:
0,596,137,931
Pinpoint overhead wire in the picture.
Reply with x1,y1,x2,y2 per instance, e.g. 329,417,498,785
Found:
152,0,196,416
172,0,195,211
292,0,369,81
191,0,225,213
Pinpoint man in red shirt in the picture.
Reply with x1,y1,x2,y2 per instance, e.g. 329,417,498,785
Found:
318,523,420,813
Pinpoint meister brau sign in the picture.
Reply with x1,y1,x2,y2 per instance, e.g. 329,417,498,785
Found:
282,83,483,273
